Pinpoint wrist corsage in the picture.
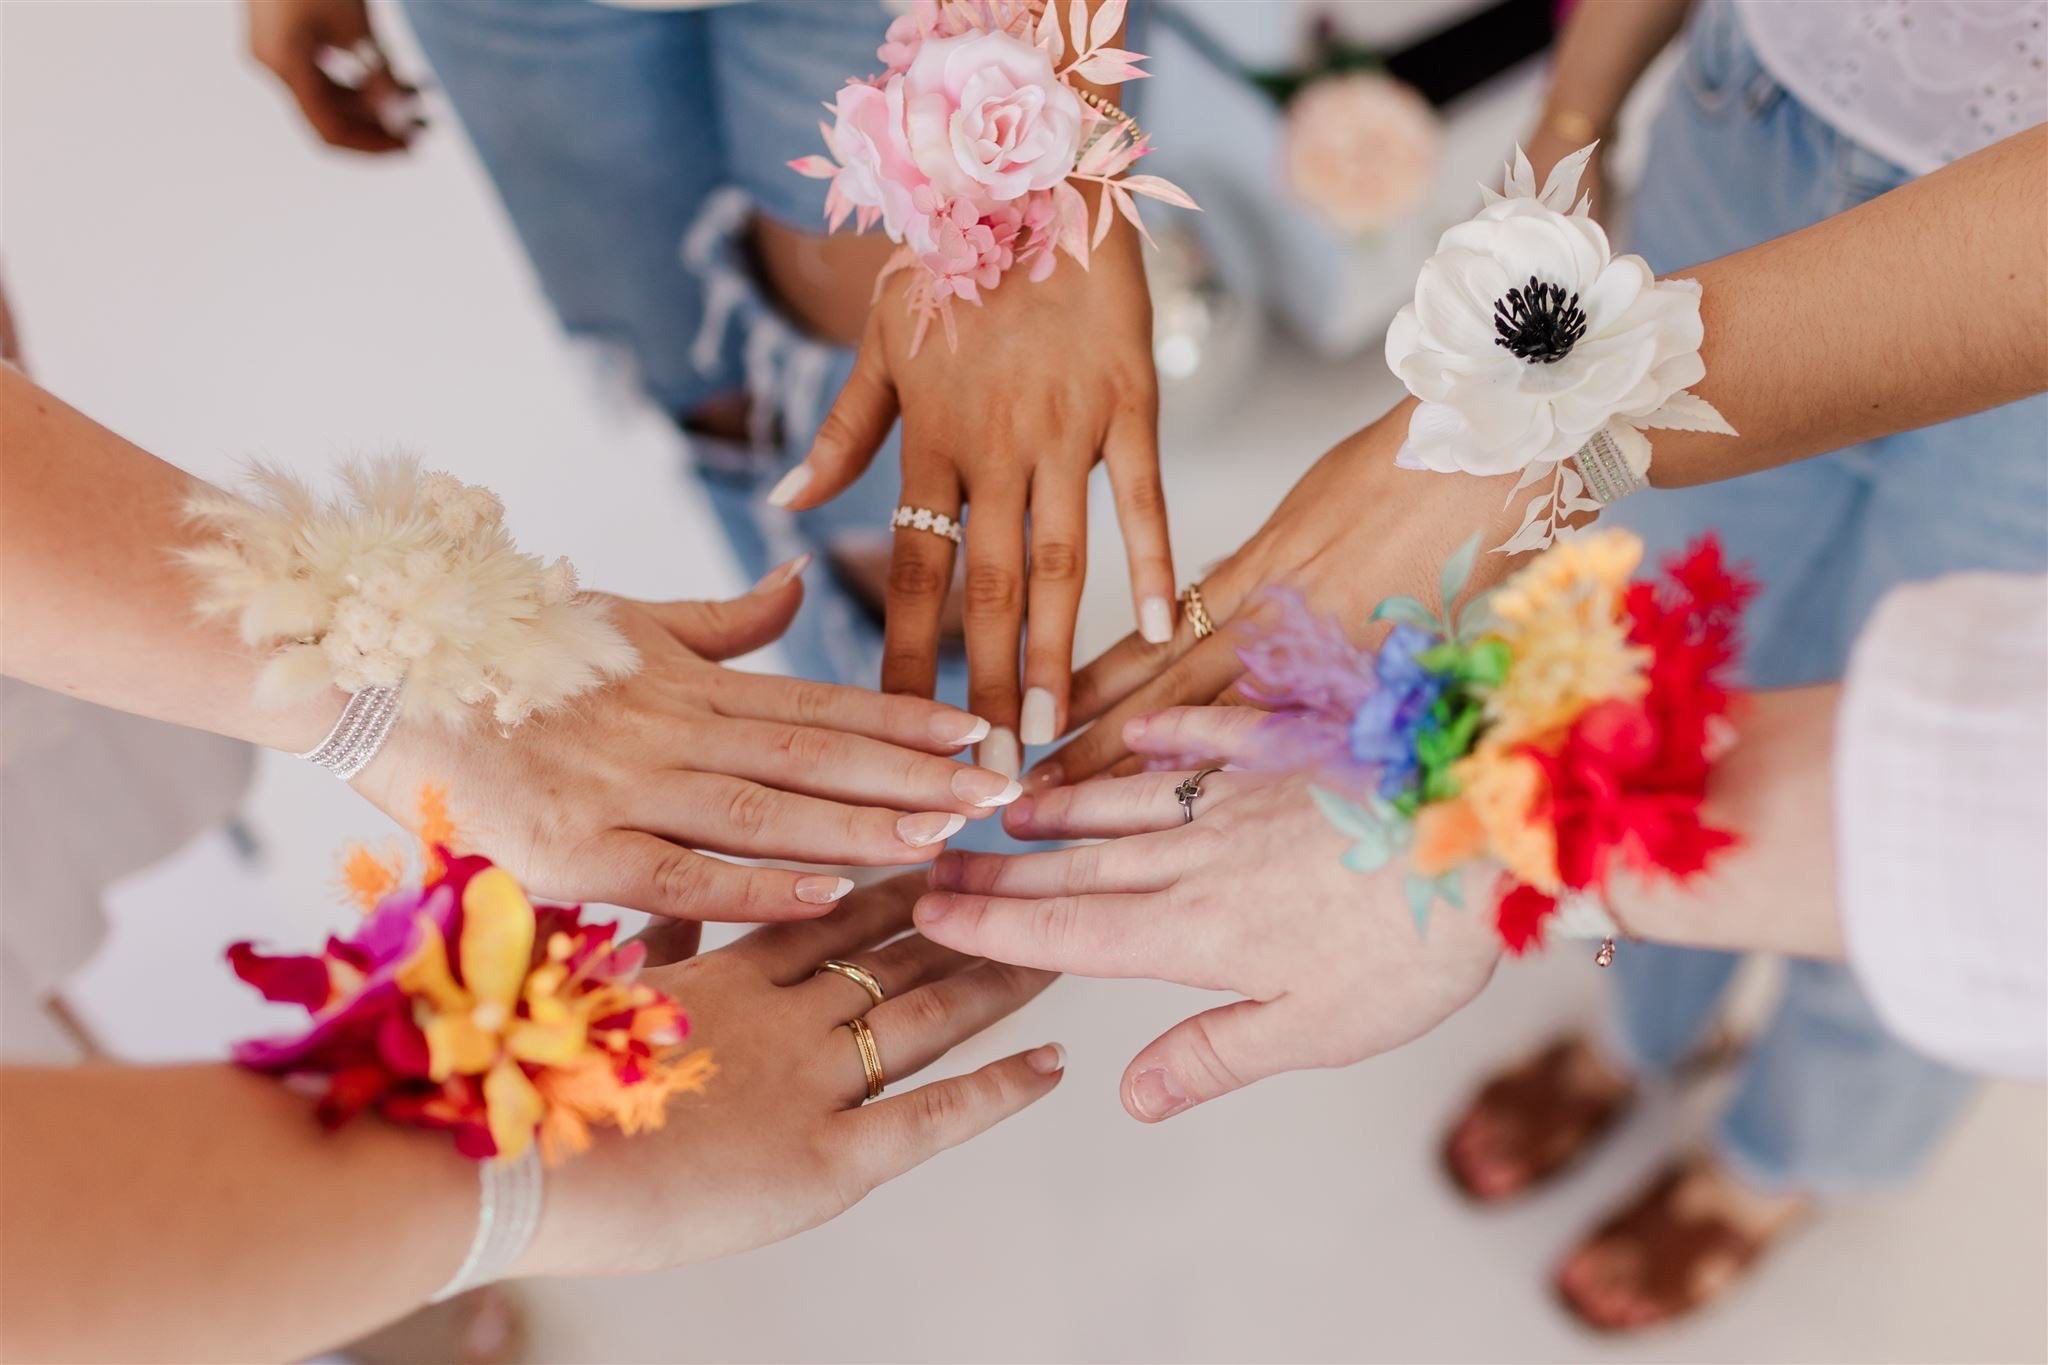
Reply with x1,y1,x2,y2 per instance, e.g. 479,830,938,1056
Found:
228,788,713,1166
1238,529,1756,961
184,457,638,733
790,0,1197,353
1384,146,1735,552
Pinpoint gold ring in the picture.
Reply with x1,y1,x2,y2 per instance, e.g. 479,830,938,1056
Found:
1181,585,1215,640
845,1016,886,1101
815,959,885,1007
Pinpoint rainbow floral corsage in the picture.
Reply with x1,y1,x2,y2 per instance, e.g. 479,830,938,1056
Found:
1238,530,1755,958
229,792,712,1164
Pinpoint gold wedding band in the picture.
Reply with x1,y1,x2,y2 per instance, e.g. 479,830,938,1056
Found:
815,959,886,1008
845,1016,886,1101
1181,585,1215,640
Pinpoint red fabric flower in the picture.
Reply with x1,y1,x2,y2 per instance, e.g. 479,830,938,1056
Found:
1494,878,1558,955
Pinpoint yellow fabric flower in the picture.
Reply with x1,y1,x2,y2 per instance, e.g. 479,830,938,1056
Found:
1457,746,1560,892
1484,530,1650,749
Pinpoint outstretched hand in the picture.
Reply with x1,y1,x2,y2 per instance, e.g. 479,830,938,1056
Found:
361,563,1020,923
772,217,1173,776
915,705,1500,1121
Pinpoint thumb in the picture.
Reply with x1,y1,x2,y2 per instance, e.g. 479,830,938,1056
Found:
1120,999,1305,1122
648,553,810,660
769,329,897,512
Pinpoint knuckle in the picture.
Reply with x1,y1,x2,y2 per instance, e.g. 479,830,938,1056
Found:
911,1076,973,1132
772,722,831,768
1031,539,1083,584
1183,1013,1248,1093
900,979,957,1034
724,785,778,842
964,563,1020,614
881,649,933,686
888,556,948,599
1118,473,1168,521
651,852,708,910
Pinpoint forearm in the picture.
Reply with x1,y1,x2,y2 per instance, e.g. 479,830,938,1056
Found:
1541,0,1693,133
1656,125,2048,485
0,1063,471,1362
1611,685,1843,958
0,368,340,751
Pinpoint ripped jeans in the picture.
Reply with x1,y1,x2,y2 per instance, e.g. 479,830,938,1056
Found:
400,0,933,697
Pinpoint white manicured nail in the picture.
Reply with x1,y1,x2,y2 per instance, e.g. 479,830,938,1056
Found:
979,726,1020,779
898,811,966,847
1019,688,1057,746
934,712,991,749
766,464,812,508
752,552,812,593
1027,1043,1066,1075
1139,596,1174,645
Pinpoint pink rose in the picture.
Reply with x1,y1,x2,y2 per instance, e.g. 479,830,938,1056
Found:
825,80,924,242
1284,73,1441,234
901,30,1082,203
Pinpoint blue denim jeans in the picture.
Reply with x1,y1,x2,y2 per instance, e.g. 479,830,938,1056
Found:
401,0,1020,849
1602,0,2048,1192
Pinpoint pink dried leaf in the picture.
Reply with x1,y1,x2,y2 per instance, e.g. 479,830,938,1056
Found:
1072,50,1149,85
1090,0,1128,50
1036,0,1065,60
1119,173,1199,211
789,155,838,180
1111,183,1156,249
1092,180,1117,248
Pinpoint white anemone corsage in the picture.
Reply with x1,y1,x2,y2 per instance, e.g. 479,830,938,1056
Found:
1384,145,1734,553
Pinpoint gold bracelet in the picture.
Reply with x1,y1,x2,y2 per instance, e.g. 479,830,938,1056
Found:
1543,107,1605,146
1078,87,1147,148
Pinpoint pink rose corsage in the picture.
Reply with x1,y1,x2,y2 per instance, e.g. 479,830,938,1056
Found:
229,788,713,1165
791,0,1197,352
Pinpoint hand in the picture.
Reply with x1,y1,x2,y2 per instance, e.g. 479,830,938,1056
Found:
773,216,1172,775
916,706,1499,1121
1028,402,1525,790
360,564,1021,923
527,874,1063,1274
246,0,420,154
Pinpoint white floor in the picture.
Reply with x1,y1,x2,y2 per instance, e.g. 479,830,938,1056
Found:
3,3,2043,1362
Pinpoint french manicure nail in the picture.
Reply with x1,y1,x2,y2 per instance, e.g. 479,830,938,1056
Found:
898,811,966,847
794,875,854,905
952,767,1022,808
766,464,812,508
1027,1043,1067,1075
1130,1067,1190,1120
979,726,1020,779
1140,596,1174,645
934,711,992,750
1019,687,1057,746
752,552,812,594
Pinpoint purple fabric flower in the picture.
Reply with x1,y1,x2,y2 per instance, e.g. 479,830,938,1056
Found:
1348,625,1447,798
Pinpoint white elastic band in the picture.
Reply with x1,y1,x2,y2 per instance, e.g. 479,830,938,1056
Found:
1572,428,1650,505
1550,891,1622,941
432,1149,544,1303
297,684,402,782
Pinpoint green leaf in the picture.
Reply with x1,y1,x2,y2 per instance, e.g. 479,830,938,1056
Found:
1436,871,1466,911
1308,784,1380,840
1455,594,1501,641
1404,873,1437,937
1439,533,1482,618
1342,840,1394,875
1459,637,1513,687
1369,595,1442,633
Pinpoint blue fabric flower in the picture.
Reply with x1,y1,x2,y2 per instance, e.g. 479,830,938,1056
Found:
1348,625,1448,798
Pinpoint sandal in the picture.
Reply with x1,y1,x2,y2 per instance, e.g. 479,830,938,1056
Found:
1554,1155,1809,1333
1440,1036,1637,1203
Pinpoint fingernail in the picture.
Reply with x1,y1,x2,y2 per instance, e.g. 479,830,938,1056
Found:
979,726,1020,779
1002,795,1037,832
766,464,812,508
1027,1043,1067,1075
1123,714,1150,743
1130,1067,1190,1120
1019,688,1057,746
752,552,812,594
1140,596,1174,645
1024,764,1064,793
914,894,950,924
928,850,963,889
794,875,854,905
898,811,966,848
952,767,1022,808
934,711,992,750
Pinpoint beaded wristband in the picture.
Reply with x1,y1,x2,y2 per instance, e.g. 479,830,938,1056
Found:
297,684,402,782
432,1149,544,1302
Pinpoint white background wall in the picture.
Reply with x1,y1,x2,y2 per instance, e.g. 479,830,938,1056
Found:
3,3,2043,1361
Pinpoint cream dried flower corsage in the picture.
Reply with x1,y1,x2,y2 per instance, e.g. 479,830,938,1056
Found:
184,457,637,728
1384,144,1735,553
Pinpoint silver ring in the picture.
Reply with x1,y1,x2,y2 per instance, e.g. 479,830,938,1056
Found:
1174,768,1223,824
891,505,963,544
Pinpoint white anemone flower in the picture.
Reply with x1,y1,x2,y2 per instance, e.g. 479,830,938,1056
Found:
1384,145,1733,488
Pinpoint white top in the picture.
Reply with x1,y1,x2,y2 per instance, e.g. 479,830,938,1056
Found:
1735,0,2048,175
1836,572,2048,1080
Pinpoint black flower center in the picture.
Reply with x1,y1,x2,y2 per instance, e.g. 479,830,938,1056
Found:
1493,275,1587,364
